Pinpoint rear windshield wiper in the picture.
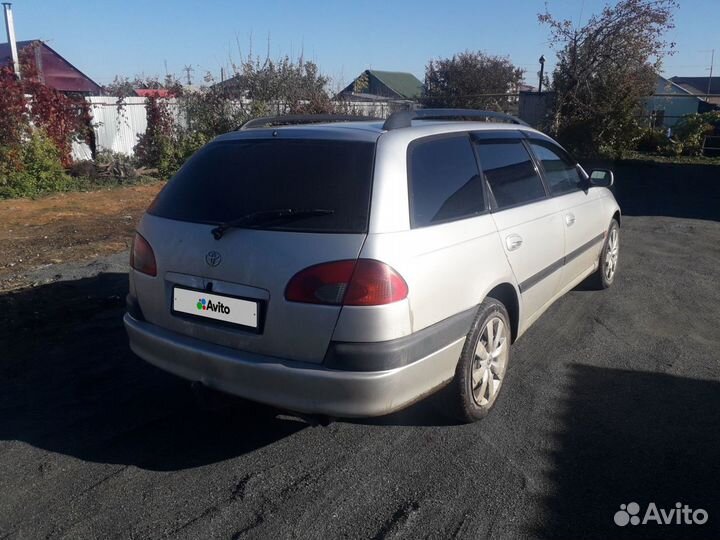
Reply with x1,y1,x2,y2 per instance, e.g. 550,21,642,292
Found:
211,208,335,239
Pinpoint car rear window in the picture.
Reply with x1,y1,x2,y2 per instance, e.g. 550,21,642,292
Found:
149,139,376,233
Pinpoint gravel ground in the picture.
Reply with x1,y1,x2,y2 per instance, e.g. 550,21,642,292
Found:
1,213,719,540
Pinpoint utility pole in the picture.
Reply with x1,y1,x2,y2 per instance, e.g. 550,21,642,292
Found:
183,64,194,86
707,49,715,100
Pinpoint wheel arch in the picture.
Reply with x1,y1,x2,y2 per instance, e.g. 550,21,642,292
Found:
486,282,520,343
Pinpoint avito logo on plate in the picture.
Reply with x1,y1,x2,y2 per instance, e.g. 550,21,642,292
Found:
196,298,230,314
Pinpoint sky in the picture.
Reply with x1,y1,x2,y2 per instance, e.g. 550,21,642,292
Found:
3,0,717,90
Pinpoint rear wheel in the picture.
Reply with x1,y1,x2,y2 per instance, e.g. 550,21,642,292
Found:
450,298,511,423
589,219,620,289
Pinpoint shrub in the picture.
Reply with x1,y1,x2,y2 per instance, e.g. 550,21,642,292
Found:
0,67,28,148
2,43,92,166
635,128,671,152
673,112,720,156
96,149,137,180
134,95,211,178
658,140,684,156
181,86,250,140
173,129,209,168
0,131,75,198
69,159,98,179
134,97,176,177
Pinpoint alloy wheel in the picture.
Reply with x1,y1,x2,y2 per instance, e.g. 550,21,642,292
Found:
471,316,509,407
604,227,619,281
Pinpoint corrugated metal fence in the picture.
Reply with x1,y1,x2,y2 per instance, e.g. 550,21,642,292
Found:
71,97,155,159
88,97,150,155
73,97,408,160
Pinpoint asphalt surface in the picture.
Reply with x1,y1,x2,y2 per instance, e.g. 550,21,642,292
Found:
1,211,719,539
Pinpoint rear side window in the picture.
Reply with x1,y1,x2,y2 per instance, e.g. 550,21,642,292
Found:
475,141,546,210
408,135,485,228
529,141,583,195
149,139,375,233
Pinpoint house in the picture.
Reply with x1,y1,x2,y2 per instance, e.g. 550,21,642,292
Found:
643,74,715,128
336,70,423,101
0,39,102,95
669,76,720,107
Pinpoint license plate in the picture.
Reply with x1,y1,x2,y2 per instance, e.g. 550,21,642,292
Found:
172,287,258,329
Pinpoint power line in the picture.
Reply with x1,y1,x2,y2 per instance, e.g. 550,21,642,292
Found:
183,65,194,85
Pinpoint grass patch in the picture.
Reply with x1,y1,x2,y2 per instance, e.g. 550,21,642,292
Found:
618,151,720,166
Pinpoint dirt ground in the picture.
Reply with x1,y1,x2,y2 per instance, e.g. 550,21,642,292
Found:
0,182,163,290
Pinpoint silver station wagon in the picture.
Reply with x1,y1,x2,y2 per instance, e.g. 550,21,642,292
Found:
124,109,620,422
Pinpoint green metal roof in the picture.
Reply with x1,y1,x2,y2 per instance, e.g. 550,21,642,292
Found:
367,70,423,99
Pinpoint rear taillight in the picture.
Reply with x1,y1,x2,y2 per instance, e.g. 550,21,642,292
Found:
130,232,157,276
285,259,408,306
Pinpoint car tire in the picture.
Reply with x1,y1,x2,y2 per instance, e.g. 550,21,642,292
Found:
588,218,620,290
450,298,511,423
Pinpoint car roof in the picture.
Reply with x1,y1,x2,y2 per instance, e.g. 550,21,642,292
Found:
214,120,543,144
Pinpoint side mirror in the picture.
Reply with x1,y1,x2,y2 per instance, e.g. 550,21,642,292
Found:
589,169,614,188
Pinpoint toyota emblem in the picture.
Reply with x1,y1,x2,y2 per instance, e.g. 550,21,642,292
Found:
205,250,222,267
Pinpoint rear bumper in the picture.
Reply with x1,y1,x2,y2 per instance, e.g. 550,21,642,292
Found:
124,314,464,418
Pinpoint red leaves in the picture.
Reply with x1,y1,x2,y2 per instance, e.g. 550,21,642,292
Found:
0,42,91,168
0,66,28,147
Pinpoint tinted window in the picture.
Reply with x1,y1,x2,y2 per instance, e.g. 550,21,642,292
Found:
530,141,583,195
475,141,546,209
408,135,484,227
149,139,375,233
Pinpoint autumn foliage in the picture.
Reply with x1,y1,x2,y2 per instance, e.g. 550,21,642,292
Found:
0,41,91,167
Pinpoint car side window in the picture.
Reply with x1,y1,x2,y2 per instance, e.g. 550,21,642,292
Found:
408,134,485,228
529,141,584,196
474,141,546,210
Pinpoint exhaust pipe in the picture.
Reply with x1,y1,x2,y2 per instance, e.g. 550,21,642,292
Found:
2,3,21,80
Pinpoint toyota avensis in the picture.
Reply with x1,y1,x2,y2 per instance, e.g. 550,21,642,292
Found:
124,109,620,422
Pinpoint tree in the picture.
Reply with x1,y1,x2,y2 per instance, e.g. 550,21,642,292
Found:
180,54,340,133
132,54,342,178
220,55,331,110
0,42,92,166
423,51,525,111
539,0,678,156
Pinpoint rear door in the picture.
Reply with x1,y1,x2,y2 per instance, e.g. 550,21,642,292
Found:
526,138,607,286
473,134,565,322
133,136,376,364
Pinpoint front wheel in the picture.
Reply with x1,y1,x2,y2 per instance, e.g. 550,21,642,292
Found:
589,219,620,289
450,298,511,423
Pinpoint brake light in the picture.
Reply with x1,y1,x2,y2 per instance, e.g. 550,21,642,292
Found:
285,259,408,306
130,232,157,276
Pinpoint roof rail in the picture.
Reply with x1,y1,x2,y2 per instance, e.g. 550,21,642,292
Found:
239,114,380,130
382,108,529,130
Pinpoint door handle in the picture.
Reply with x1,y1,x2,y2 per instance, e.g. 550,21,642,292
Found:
506,234,523,251
565,213,576,226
